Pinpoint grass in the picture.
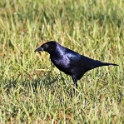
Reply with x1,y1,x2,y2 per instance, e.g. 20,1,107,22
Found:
0,0,124,123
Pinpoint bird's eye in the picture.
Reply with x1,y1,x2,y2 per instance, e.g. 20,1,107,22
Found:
44,44,49,50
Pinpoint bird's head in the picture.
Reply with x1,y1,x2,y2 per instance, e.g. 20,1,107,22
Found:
34,41,57,53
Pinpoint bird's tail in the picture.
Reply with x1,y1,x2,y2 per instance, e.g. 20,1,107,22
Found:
99,62,119,67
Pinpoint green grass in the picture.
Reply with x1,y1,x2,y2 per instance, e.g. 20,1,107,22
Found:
0,0,124,123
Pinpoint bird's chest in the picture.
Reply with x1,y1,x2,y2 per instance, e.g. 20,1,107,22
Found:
50,55,70,70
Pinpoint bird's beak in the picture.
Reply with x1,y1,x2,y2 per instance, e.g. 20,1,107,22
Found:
34,46,44,52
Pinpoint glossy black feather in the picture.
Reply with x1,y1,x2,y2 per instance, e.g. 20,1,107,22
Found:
35,41,118,87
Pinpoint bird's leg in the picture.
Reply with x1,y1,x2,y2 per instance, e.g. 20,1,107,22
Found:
72,76,78,87
71,76,78,95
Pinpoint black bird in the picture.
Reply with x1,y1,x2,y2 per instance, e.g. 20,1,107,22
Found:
35,41,118,87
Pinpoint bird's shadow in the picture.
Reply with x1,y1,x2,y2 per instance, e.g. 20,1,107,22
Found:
1,71,63,94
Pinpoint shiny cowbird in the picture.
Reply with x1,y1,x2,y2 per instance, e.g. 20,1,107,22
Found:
35,41,118,87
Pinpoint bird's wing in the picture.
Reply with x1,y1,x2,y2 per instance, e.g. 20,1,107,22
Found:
65,49,101,67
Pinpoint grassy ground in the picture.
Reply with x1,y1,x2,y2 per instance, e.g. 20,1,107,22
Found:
0,0,124,123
